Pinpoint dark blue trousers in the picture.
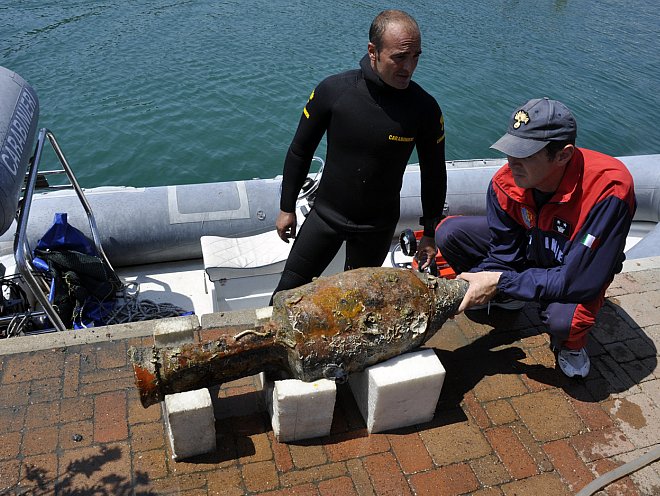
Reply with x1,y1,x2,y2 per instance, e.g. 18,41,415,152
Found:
435,215,604,350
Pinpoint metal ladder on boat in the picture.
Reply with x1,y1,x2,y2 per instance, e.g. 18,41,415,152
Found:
12,128,116,333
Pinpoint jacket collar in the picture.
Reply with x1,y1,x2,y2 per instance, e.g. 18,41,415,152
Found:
551,148,583,203
495,148,584,205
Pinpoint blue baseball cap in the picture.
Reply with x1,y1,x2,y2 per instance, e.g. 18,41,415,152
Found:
491,98,577,158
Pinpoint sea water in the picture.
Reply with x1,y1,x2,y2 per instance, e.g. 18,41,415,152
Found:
1,0,658,188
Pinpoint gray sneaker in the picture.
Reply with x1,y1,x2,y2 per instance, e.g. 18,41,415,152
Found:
557,347,590,378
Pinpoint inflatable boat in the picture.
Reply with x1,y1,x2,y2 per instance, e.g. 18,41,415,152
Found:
1,65,659,334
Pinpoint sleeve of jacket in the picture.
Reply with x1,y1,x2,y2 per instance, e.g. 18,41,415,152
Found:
497,196,634,302
279,80,334,213
476,183,529,272
417,98,447,237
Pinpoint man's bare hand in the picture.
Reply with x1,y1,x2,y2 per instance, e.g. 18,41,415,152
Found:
276,211,297,243
456,271,502,313
416,235,437,270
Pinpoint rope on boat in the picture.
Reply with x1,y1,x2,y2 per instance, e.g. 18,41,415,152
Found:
101,282,189,325
2,280,189,335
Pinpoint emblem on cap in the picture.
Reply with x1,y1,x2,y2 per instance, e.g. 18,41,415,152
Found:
513,110,530,129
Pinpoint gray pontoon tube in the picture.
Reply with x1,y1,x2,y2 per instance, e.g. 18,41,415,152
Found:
0,66,40,236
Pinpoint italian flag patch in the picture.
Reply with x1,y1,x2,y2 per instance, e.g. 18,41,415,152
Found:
580,233,600,249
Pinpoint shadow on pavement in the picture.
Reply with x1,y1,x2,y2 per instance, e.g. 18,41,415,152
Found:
19,446,155,496
430,299,657,422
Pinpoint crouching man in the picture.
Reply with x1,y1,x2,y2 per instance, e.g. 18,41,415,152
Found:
436,98,636,378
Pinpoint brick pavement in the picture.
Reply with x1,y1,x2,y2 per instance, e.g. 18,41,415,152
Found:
0,263,658,495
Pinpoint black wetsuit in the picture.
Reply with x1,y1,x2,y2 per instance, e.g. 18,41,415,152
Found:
273,54,446,296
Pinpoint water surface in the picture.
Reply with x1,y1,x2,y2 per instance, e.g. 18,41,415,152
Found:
2,0,658,187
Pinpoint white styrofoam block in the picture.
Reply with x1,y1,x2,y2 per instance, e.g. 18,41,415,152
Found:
349,349,445,433
153,317,196,347
255,371,267,391
265,378,336,442
255,306,273,323
164,388,216,460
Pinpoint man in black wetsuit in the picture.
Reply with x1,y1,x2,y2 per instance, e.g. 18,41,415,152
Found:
272,9,447,298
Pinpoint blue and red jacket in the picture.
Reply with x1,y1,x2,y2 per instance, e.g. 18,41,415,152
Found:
479,148,636,303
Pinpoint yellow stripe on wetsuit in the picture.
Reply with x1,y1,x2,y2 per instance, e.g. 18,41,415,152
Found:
303,89,315,119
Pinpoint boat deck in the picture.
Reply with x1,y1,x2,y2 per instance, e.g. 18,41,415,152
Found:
1,258,658,495
117,259,213,316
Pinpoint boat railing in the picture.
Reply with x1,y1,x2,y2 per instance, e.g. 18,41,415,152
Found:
13,128,116,332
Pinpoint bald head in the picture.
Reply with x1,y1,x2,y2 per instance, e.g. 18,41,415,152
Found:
367,10,422,89
369,10,420,51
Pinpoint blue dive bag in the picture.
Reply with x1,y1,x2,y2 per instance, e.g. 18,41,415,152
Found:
33,213,122,329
